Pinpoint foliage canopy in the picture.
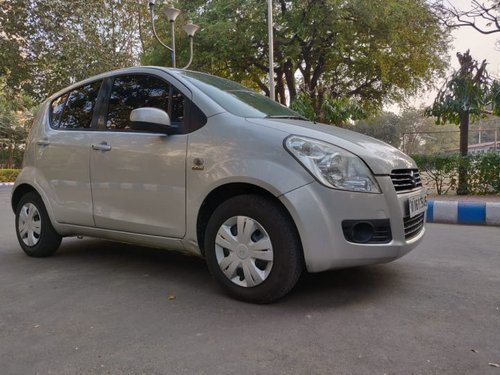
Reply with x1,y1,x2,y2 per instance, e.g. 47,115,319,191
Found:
144,0,450,123
0,0,146,101
426,50,499,126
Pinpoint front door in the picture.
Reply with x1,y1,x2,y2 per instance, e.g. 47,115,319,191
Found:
89,74,187,238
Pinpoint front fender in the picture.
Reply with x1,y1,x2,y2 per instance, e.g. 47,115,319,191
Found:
182,113,314,253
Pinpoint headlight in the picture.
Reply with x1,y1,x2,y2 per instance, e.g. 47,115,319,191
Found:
284,135,381,193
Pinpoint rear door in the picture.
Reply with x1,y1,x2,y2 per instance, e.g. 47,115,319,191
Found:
89,74,187,237
35,80,103,226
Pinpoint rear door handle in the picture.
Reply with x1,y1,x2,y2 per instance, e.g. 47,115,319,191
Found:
92,142,112,152
37,138,50,146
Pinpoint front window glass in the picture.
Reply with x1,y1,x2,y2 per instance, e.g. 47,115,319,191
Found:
106,75,184,130
181,71,303,119
58,81,102,129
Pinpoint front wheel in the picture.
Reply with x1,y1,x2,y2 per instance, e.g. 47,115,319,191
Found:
15,192,62,257
204,194,303,303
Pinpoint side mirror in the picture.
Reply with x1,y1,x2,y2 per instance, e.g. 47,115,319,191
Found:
129,107,178,135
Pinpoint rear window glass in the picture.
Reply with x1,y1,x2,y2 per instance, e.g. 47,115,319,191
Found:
50,93,68,128
50,80,102,129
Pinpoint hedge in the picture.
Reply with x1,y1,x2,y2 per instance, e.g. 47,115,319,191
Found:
412,153,500,195
0,169,20,182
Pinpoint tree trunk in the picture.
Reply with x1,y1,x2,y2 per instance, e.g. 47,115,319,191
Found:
457,110,469,195
459,110,469,156
274,68,286,104
137,0,146,55
7,140,13,169
284,60,296,104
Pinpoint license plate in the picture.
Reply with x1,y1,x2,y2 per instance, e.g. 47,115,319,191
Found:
408,192,427,218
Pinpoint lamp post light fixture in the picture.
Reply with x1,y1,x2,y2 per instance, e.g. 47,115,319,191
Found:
148,1,200,69
183,20,200,70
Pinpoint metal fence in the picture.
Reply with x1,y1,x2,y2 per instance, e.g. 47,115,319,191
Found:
401,129,499,155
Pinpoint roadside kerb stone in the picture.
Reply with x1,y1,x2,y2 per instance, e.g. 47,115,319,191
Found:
485,202,500,226
430,201,457,224
428,200,500,226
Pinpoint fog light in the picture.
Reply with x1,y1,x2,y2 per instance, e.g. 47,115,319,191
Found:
351,222,374,243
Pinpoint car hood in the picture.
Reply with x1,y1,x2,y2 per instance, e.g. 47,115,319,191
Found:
246,118,416,175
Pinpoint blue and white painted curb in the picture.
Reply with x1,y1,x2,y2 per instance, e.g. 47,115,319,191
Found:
0,182,14,187
427,200,500,226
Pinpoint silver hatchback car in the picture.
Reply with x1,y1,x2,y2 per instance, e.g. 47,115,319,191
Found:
12,67,427,303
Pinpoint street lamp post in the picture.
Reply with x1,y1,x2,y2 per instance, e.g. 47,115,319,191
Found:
164,5,181,67
148,1,200,69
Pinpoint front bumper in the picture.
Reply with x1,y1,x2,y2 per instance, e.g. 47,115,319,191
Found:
279,177,426,273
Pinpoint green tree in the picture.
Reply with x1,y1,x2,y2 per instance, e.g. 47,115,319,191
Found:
290,92,366,125
0,77,32,168
346,112,402,147
143,0,449,123
346,109,460,153
0,0,147,101
425,50,500,194
396,110,461,155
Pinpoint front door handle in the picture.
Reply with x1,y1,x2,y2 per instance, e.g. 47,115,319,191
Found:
37,138,50,146
92,142,112,152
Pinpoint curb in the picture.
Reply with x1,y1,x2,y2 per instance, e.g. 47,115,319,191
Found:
427,200,500,226
0,182,14,187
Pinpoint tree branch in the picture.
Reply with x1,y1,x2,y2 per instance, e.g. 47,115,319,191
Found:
347,77,380,96
433,0,500,34
253,75,270,97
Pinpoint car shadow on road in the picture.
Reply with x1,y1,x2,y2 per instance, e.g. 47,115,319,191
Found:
54,237,210,280
285,264,403,309
40,237,404,309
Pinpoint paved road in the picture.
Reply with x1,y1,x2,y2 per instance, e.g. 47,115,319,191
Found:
1,186,499,374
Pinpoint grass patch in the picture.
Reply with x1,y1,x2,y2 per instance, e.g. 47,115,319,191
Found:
0,169,20,182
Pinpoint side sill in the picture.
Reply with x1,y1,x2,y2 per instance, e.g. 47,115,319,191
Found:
55,223,197,256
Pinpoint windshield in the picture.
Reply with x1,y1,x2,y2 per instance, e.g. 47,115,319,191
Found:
181,71,303,119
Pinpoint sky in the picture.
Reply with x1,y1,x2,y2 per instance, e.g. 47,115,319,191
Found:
398,0,500,111
444,0,499,74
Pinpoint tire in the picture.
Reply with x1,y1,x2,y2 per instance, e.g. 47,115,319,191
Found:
204,194,303,303
15,192,62,257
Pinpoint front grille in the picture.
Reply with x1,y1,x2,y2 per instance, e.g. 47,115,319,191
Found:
403,212,425,240
371,227,392,243
390,169,422,193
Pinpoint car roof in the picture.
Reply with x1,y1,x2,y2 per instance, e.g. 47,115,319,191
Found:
46,66,190,101
44,66,228,119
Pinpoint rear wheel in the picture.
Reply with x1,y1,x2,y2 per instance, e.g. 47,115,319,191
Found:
15,192,62,257
204,194,303,303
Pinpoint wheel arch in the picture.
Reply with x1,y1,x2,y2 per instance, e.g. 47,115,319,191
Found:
11,183,41,212
196,182,303,257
